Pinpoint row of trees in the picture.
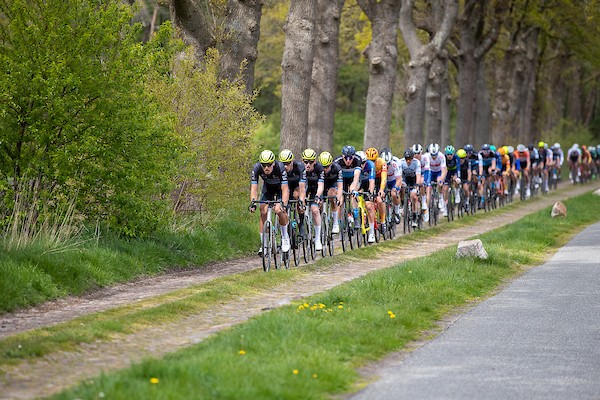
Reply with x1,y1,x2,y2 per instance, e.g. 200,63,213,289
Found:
169,0,600,156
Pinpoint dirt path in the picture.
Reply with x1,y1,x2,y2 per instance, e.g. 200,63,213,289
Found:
1,183,598,400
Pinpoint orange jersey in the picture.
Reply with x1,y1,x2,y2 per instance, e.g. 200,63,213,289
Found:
500,154,511,170
374,157,388,179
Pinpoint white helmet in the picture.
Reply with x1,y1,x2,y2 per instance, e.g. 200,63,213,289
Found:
428,143,440,155
356,150,367,163
380,148,393,164
507,146,515,154
517,144,526,152
573,143,579,149
553,142,560,149
411,143,423,154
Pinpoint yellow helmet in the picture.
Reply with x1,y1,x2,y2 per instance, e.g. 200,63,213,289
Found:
258,150,275,164
319,151,333,167
365,147,379,161
301,148,317,161
538,141,545,148
278,149,294,163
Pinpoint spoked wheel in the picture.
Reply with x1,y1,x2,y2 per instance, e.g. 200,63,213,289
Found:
321,212,328,258
273,223,281,270
290,223,300,267
327,223,335,256
261,221,272,272
340,214,348,252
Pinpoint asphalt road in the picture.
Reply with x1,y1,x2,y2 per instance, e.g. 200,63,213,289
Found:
352,220,600,400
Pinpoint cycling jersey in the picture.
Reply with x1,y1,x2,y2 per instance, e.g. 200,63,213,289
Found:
251,161,288,200
445,154,459,175
285,160,306,192
323,162,343,190
459,158,470,181
538,148,552,167
419,153,432,185
500,154,511,173
305,162,325,197
466,152,479,172
360,160,376,182
386,156,402,183
334,155,362,191
429,153,446,173
516,149,530,168
529,148,540,165
399,158,421,187
479,150,496,176
568,148,581,162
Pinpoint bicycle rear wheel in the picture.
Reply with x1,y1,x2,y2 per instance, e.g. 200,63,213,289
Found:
321,211,328,258
273,221,281,270
290,223,300,267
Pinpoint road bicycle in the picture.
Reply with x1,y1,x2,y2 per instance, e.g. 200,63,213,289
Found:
287,199,306,267
356,191,372,245
429,183,441,226
252,200,289,272
384,189,398,239
340,191,358,251
402,185,422,233
321,195,338,257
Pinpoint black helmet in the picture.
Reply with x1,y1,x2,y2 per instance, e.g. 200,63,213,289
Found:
527,143,534,151
403,149,415,159
464,144,474,154
342,145,356,157
482,143,490,151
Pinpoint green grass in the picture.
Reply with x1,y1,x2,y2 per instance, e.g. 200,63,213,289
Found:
47,191,600,400
0,201,259,313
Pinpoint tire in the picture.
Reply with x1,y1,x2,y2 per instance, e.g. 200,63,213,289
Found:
321,212,328,258
273,221,281,270
290,222,300,267
261,220,272,272
340,213,348,252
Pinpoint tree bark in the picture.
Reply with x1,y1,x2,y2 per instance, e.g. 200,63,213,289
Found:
307,0,345,154
280,0,317,155
400,0,458,148
220,0,264,95
356,0,401,150
451,0,504,147
425,55,445,146
169,0,215,54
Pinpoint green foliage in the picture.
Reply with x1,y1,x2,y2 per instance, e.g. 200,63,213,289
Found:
540,118,595,147
0,0,179,236
151,47,262,215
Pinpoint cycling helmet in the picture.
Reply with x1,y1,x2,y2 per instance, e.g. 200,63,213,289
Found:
301,148,317,161
589,146,597,153
490,145,497,152
507,146,515,154
342,145,356,157
356,150,367,163
365,147,379,161
482,143,491,151
428,143,440,155
538,141,545,148
464,144,474,154
380,148,393,164
403,149,415,159
517,144,526,152
527,143,534,151
259,150,276,164
318,151,333,167
554,142,561,149
444,145,455,155
411,143,423,154
573,143,579,149
278,149,294,163
456,149,467,158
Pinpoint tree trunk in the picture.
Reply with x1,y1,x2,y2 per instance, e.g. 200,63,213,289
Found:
357,0,401,150
425,55,445,146
307,0,345,154
474,61,492,147
280,0,317,155
169,0,215,54
400,0,458,148
220,0,264,95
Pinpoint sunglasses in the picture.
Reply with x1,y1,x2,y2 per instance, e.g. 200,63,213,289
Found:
261,162,274,168
283,161,292,166
344,155,354,160
303,160,315,164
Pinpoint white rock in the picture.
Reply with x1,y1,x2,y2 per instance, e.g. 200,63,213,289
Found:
551,201,567,218
593,188,600,196
456,239,488,260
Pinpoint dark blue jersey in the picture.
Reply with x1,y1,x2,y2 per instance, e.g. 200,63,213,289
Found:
251,161,288,192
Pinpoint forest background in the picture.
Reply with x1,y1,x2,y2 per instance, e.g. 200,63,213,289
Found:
1,0,600,311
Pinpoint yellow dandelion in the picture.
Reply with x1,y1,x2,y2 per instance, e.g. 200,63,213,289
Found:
150,378,159,384
389,314,396,319
338,305,344,309
310,305,318,311
298,305,305,311
408,270,413,274
387,310,393,315
239,350,246,355
293,369,299,375
319,303,326,308
303,303,309,308
312,374,318,378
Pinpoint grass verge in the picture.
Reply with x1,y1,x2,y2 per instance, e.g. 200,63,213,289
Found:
46,191,600,399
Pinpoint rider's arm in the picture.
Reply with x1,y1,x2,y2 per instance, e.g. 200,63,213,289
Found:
351,167,361,192
478,154,484,176
281,183,289,207
250,183,258,203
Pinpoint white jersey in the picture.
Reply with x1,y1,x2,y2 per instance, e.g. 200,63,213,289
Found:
428,152,447,173
568,147,581,158
419,153,431,171
386,156,403,182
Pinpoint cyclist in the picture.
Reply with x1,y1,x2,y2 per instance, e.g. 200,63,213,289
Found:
590,146,599,178
515,144,531,197
412,143,430,223
358,149,377,243
320,151,344,234
399,149,422,227
478,144,496,208
443,145,461,208
553,142,564,169
581,145,592,181
528,143,541,191
302,148,325,251
334,145,362,229
498,146,512,195
550,144,562,182
366,147,388,235
380,148,403,223
279,149,307,237
250,150,290,255
507,145,519,192
428,143,448,216
457,148,471,212
567,143,581,183
538,142,553,192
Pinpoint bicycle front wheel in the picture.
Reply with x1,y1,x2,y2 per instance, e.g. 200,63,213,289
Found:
262,220,272,272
